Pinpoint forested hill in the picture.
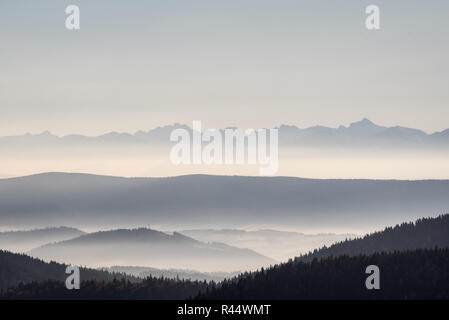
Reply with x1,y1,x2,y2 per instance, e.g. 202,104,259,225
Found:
0,250,136,291
0,250,210,299
3,215,449,299
199,215,449,300
199,248,449,300
0,277,209,300
5,249,449,299
296,214,449,263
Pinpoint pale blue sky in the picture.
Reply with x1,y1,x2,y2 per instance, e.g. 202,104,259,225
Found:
1,0,448,135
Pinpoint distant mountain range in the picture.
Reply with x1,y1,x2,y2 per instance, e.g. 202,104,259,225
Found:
0,124,190,146
28,228,276,272
1,119,447,179
278,118,449,148
1,119,449,149
1,172,448,231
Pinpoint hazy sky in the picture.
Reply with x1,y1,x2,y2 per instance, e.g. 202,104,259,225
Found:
1,0,448,136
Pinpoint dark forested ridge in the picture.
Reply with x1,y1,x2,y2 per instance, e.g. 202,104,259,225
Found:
0,277,210,300
103,266,239,282
199,249,449,300
4,249,449,300
198,215,449,300
2,215,449,299
0,250,209,299
296,214,449,263
0,250,137,291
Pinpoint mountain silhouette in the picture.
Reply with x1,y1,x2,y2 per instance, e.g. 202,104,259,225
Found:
1,173,448,231
28,228,276,272
1,119,448,148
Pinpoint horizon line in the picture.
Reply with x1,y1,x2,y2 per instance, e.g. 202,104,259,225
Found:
0,118,447,138
2,171,449,182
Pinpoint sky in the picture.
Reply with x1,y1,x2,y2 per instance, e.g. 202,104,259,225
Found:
0,0,448,136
